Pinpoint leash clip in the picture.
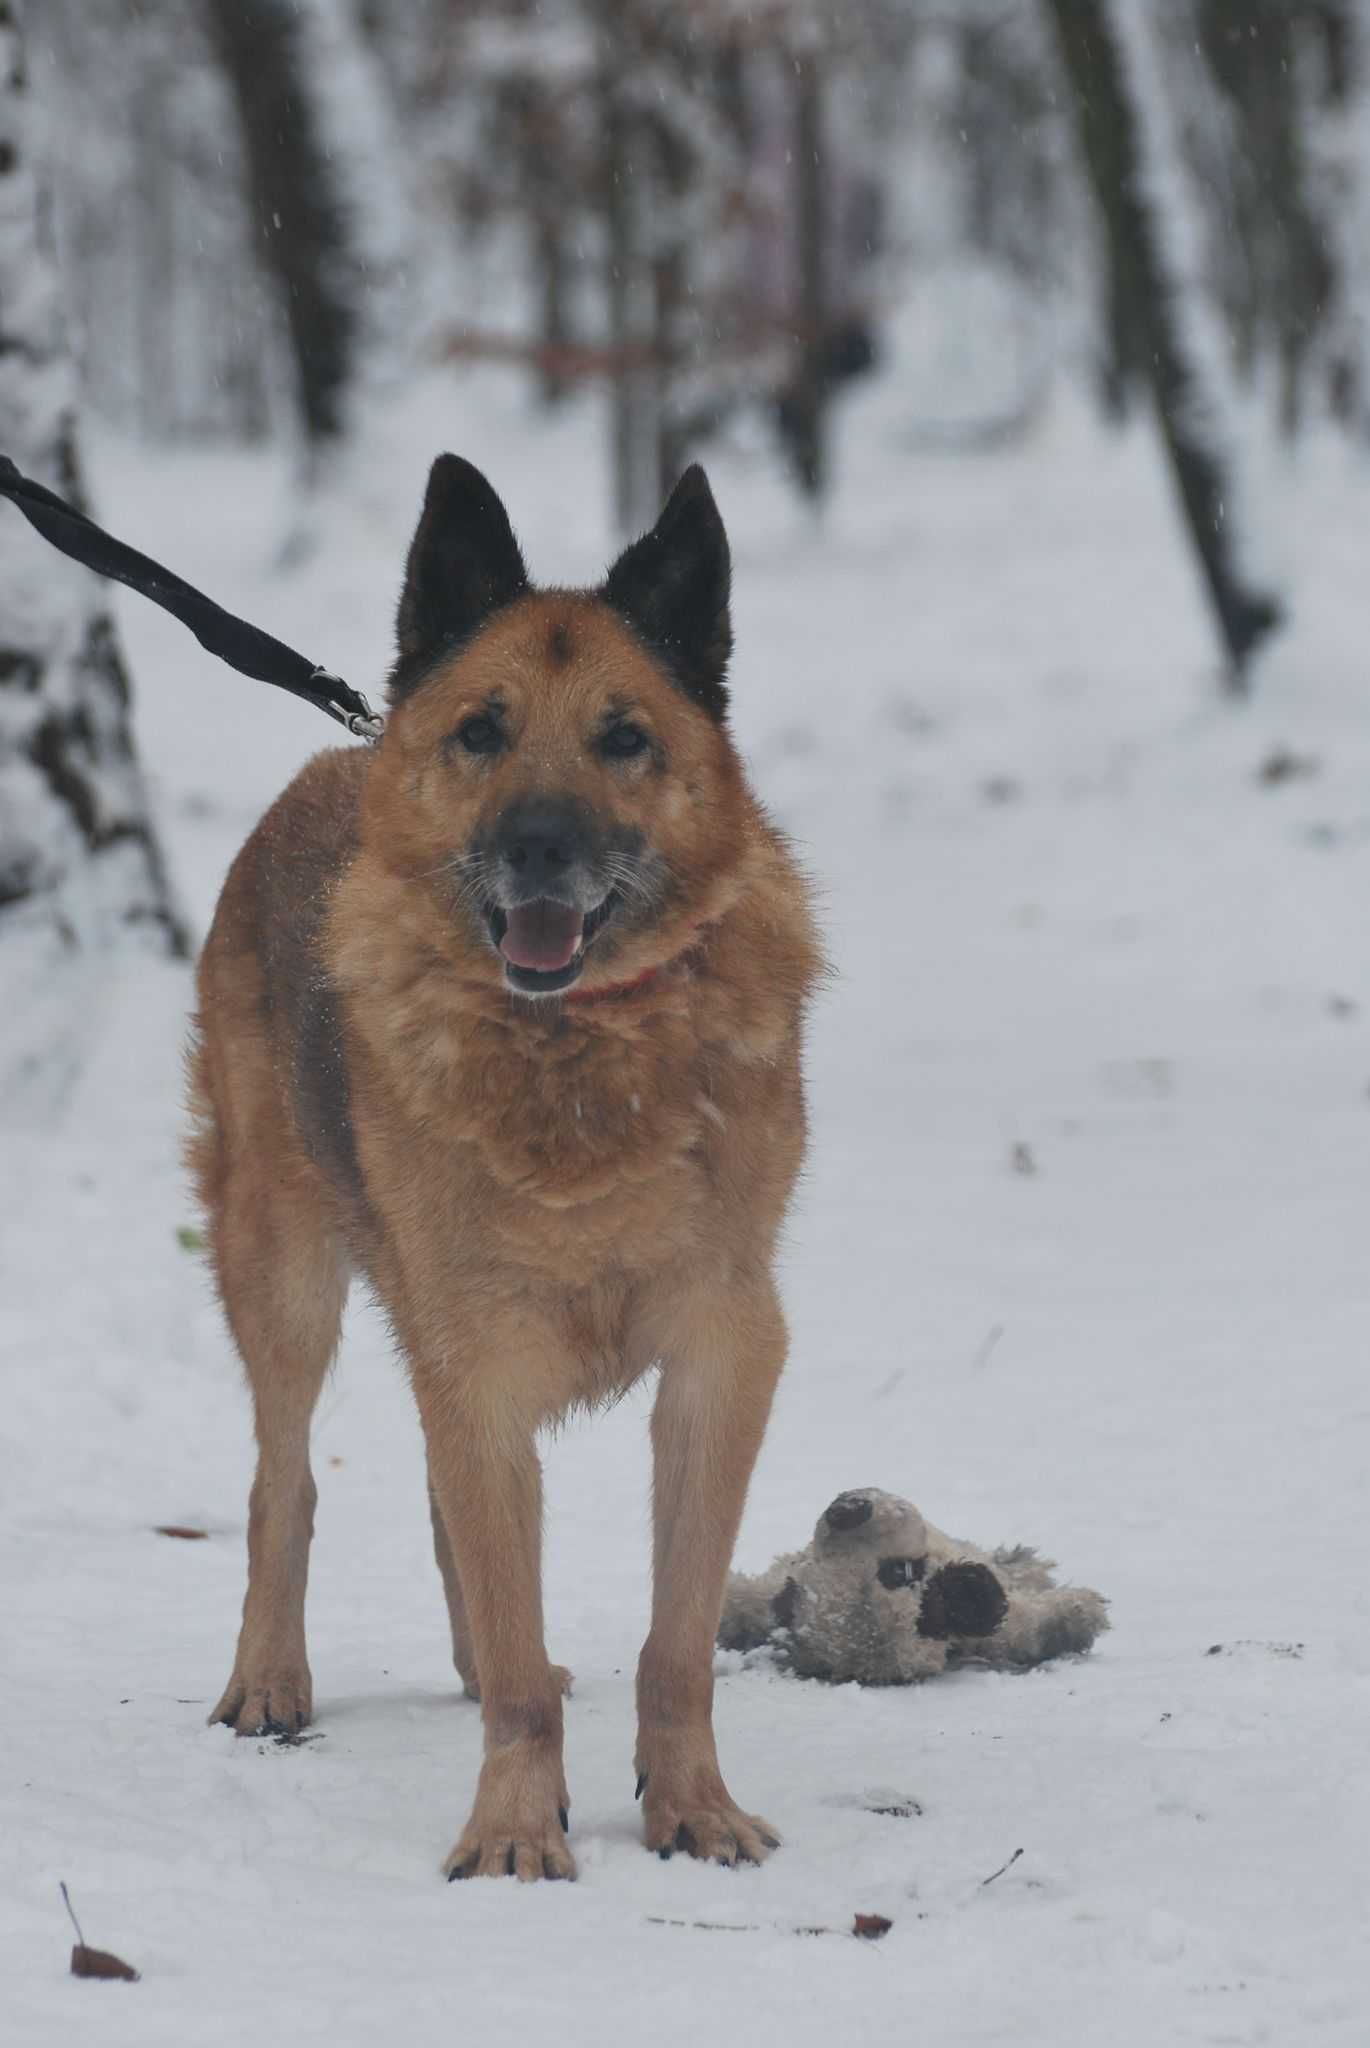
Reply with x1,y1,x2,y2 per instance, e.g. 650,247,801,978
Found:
337,704,386,744
314,667,385,744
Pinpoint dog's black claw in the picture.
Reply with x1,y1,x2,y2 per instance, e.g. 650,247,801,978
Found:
635,1773,647,1801
657,1847,672,1861
558,1806,570,1833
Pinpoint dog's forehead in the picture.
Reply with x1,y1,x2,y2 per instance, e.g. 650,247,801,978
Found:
449,592,666,715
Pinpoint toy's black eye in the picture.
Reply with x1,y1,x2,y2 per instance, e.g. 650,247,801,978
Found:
451,713,504,756
877,1556,926,1590
599,722,649,761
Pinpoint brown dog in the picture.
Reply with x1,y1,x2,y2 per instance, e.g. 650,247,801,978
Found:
187,458,822,1881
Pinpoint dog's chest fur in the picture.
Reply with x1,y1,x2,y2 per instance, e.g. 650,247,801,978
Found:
322,854,804,1297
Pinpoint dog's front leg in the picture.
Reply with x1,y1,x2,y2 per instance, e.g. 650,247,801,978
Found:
413,1360,574,1882
635,1282,787,1865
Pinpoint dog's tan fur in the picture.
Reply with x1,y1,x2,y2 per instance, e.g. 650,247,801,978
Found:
187,472,821,1881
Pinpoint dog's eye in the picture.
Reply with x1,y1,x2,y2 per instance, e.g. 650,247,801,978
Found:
451,714,504,756
599,723,649,761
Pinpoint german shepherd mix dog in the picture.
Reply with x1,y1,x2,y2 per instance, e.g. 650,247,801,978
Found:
188,458,822,1881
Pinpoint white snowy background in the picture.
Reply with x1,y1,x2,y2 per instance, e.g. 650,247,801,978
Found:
3,340,1369,2043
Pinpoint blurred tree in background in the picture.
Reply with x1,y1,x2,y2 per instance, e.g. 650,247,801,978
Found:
16,0,1370,666
1046,0,1283,682
203,0,357,454
0,0,184,1113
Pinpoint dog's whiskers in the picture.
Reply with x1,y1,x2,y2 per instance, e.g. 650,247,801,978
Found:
602,853,663,913
422,849,662,926
423,851,492,915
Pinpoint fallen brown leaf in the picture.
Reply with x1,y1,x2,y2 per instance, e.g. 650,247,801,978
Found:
60,1883,139,1982
71,1943,140,1982
852,1913,893,1940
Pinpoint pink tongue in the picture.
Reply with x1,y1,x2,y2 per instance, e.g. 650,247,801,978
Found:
500,900,585,972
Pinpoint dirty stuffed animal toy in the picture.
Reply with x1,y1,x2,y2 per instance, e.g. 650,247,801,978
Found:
718,1489,1109,1685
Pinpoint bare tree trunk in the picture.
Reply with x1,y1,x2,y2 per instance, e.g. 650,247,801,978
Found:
785,50,829,500
1195,0,1333,439
1302,0,1365,432
0,0,185,1112
294,0,416,382
603,68,658,536
605,84,635,536
520,81,572,408
1044,0,1282,685
651,116,689,503
1100,219,1144,420
535,209,571,407
203,0,356,454
131,35,176,442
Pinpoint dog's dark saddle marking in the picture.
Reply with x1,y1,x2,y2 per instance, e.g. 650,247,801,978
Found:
255,758,370,1221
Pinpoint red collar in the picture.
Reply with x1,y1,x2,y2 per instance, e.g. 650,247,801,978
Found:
565,926,705,1005
565,961,663,1005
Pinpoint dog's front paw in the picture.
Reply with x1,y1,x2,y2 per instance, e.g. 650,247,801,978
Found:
209,1660,312,1737
637,1753,779,1867
444,1748,576,1882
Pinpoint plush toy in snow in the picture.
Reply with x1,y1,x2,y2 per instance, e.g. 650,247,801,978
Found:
718,1488,1108,1685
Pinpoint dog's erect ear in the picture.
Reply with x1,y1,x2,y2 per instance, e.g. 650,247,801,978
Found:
601,466,732,721
392,455,528,693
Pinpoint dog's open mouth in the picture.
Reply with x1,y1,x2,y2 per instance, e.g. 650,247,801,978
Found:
487,894,618,994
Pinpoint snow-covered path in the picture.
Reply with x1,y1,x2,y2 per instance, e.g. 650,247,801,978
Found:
3,373,1368,2044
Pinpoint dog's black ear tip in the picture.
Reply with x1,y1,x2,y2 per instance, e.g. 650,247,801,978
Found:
670,462,713,503
422,451,461,492
660,463,724,532
422,452,503,508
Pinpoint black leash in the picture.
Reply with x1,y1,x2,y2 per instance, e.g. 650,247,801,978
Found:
0,454,384,742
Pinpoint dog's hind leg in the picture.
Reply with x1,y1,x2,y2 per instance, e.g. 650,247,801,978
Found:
206,1142,348,1738
428,1469,574,1705
428,1471,482,1699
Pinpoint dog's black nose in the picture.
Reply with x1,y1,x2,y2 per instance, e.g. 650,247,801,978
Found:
496,796,590,893
508,829,570,880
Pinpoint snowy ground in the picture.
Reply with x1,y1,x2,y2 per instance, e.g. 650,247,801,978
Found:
3,360,1369,2045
